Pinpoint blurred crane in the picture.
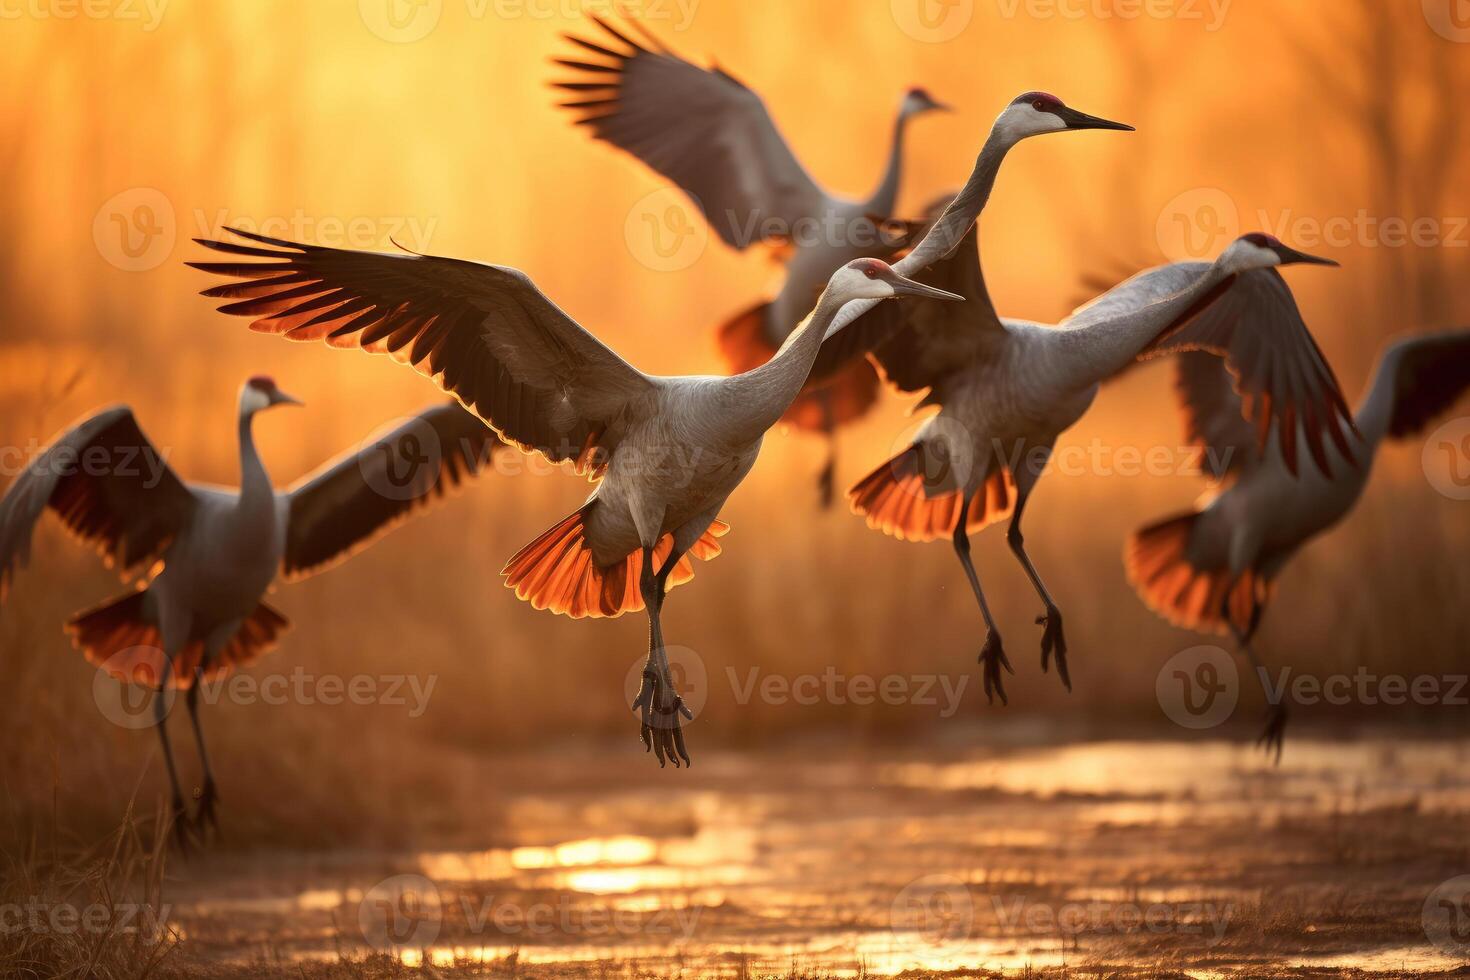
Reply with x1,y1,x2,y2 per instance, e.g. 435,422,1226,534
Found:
189,233,960,769
1127,329,1470,758
0,387,502,846
841,226,1356,705
552,17,950,505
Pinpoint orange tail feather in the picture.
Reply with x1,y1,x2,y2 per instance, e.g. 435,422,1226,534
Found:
848,445,1015,542
1124,512,1267,635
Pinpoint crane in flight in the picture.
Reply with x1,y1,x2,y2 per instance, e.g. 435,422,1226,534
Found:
837,229,1356,705
189,232,961,769
1126,330,1470,759
0,387,503,846
552,17,952,505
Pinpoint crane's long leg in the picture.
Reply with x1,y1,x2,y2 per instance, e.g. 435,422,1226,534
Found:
1004,455,1070,692
1225,598,1283,763
631,545,692,768
816,389,837,510
187,665,220,834
152,654,192,853
952,490,1012,705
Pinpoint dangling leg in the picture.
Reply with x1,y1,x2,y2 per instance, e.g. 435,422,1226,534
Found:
952,490,1012,706
1226,598,1283,763
816,390,837,510
1004,452,1070,691
152,654,193,853
630,545,693,768
187,667,220,834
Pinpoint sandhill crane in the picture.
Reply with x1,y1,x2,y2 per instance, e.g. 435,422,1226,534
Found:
188,232,962,768
0,387,502,845
837,232,1356,705
1126,330,1470,758
552,17,951,505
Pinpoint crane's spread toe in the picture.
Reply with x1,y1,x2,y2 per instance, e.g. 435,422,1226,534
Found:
1257,704,1288,765
1037,608,1071,691
632,671,692,769
169,797,196,855
979,632,1013,706
193,778,221,834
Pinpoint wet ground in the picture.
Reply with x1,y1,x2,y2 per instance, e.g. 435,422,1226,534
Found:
164,728,1470,977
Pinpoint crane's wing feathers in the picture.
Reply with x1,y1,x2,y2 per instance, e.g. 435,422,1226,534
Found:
1171,351,1258,478
191,229,655,475
554,17,827,251
1380,329,1470,439
1140,266,1357,478
0,406,195,600
282,403,507,581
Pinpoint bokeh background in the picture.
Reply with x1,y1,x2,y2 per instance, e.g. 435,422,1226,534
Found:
2,0,1468,847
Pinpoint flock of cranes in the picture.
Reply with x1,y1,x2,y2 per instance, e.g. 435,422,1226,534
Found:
2,17,1468,845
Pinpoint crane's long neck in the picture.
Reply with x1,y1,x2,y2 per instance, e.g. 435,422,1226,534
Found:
236,411,274,518
1350,346,1400,454
1050,262,1239,392
864,110,911,216
720,287,848,444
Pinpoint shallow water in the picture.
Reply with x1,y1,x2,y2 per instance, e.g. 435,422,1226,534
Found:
167,731,1470,975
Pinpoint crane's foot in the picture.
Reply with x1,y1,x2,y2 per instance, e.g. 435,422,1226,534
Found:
1036,606,1071,692
631,669,692,768
1257,703,1288,765
193,778,221,836
978,631,1013,706
168,795,195,855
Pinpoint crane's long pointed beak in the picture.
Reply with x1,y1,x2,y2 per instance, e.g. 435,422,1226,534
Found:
1277,245,1340,267
892,276,965,302
274,390,304,407
1058,106,1135,132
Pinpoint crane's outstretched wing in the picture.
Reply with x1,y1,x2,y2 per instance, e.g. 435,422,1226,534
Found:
809,196,1001,390
190,229,656,476
281,403,508,581
1170,351,1259,479
1072,263,1357,477
1372,329,1470,439
0,407,195,600
553,17,827,251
